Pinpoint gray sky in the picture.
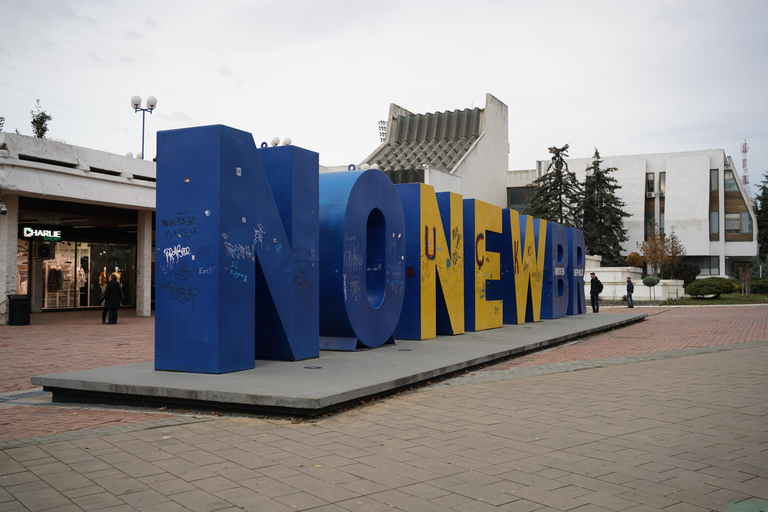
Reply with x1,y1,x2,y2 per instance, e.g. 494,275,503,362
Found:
2,0,767,193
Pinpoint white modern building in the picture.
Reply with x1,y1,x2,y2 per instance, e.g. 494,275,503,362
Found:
508,149,758,278
0,132,155,324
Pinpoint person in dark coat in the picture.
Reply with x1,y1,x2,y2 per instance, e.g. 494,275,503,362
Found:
626,276,635,308
589,272,603,313
101,283,108,324
103,274,123,324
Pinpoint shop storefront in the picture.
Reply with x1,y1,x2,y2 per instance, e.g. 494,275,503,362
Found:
19,224,137,311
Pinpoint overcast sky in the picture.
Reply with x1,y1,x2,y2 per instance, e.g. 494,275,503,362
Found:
2,0,767,194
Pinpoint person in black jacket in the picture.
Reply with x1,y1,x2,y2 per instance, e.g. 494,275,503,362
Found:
626,277,635,308
589,272,603,313
103,274,123,325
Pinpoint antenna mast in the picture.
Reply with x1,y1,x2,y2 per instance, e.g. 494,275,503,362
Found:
741,139,749,195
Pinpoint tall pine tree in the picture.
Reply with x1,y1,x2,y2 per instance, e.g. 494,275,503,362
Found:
754,171,768,257
582,148,630,265
529,144,583,228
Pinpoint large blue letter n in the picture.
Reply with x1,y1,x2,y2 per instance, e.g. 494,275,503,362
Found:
155,126,319,374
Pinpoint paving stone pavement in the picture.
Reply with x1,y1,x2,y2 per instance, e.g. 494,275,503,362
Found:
1,305,767,511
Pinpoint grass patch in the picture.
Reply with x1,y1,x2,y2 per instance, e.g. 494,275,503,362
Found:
665,293,768,306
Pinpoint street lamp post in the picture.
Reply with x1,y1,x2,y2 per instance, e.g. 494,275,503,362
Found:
130,95,157,160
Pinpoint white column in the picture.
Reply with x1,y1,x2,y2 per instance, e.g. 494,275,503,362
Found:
136,209,152,317
0,194,19,324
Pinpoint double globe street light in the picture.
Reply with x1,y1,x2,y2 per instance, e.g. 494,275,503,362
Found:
130,95,157,160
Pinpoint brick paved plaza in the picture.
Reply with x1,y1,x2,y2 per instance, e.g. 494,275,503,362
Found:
1,306,767,511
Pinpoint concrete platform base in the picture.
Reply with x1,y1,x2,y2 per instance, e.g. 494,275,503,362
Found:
32,313,645,417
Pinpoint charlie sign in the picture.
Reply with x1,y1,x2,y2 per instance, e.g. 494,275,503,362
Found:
155,125,586,374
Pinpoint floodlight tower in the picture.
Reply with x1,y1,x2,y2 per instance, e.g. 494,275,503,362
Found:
741,139,749,196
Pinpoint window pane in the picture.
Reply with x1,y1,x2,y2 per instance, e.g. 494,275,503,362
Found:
660,213,665,234
645,213,654,236
741,212,752,234
710,169,718,191
646,173,654,193
710,256,719,274
724,170,739,192
725,213,740,233
710,211,719,234
659,172,666,193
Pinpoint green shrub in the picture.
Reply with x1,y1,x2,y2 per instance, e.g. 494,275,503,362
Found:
739,278,768,294
686,277,736,298
642,276,660,287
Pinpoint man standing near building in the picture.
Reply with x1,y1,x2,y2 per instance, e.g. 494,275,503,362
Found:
626,276,635,308
589,272,603,313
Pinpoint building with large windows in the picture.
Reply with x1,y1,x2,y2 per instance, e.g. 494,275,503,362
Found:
507,149,758,277
0,132,154,324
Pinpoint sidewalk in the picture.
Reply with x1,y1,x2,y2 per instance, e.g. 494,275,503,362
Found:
1,306,767,511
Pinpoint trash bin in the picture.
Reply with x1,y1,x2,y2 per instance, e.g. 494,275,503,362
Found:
7,295,31,326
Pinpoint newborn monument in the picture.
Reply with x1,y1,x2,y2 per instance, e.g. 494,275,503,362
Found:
155,125,587,374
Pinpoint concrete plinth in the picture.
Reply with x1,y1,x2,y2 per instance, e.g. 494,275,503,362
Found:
32,312,645,416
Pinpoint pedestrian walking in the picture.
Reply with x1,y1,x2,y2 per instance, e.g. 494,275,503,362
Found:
103,274,124,325
589,272,603,313
626,276,635,308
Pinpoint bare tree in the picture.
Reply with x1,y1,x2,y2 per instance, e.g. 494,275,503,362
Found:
638,220,685,276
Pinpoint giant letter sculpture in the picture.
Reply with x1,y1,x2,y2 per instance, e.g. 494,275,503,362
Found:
395,184,464,339
155,125,319,374
318,170,406,350
464,199,502,331
541,222,568,319
155,126,591,373
566,227,587,315
518,215,547,323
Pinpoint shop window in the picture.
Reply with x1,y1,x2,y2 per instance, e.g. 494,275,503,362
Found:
44,243,77,309
28,241,136,310
16,242,30,295
90,244,136,308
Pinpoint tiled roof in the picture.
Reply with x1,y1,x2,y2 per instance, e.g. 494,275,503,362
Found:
364,107,482,174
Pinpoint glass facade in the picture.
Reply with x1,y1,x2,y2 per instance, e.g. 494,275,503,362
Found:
21,240,136,310
685,256,720,276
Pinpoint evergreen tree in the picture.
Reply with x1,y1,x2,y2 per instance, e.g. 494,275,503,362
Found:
582,148,630,265
529,144,583,229
754,171,768,257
